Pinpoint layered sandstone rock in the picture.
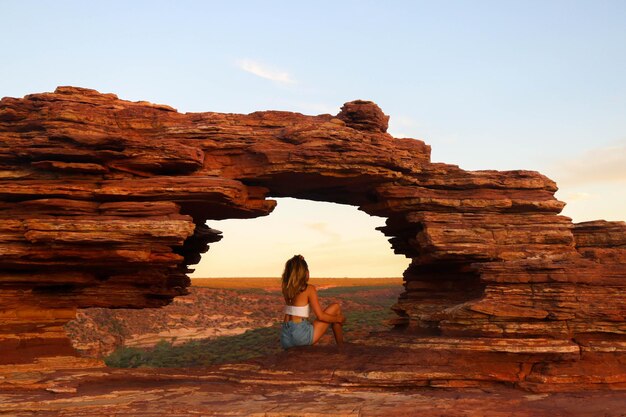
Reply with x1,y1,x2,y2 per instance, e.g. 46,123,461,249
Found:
0,87,624,390
65,286,286,357
3,351,625,416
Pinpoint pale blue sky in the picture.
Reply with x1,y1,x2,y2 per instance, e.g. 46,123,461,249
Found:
2,1,625,276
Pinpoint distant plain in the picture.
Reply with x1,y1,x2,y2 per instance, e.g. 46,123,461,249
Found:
191,277,403,289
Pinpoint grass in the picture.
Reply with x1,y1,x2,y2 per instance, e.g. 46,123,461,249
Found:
105,284,401,368
105,325,283,368
105,308,394,368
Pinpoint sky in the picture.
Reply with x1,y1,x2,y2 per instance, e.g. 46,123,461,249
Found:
1,1,625,277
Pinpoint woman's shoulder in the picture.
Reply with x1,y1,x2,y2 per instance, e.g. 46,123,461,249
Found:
306,284,317,293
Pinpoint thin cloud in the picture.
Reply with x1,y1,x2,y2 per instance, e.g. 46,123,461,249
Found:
305,222,341,242
236,59,296,85
551,141,626,186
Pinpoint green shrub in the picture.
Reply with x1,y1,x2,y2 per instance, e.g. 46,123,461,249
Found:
104,346,144,368
105,325,282,368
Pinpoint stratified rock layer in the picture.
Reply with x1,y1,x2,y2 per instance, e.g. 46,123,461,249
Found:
0,87,625,390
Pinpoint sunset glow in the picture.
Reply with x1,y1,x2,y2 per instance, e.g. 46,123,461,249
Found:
2,0,624,277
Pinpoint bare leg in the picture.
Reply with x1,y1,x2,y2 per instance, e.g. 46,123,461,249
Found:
312,303,344,345
331,321,344,345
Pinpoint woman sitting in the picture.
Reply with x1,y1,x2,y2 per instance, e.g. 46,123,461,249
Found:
279,255,345,349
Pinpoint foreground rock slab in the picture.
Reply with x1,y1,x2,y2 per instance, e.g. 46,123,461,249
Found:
1,345,625,417
4,380,625,417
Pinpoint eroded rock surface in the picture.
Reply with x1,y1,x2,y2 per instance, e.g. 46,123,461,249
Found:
0,87,625,393
1,345,626,416
65,287,284,357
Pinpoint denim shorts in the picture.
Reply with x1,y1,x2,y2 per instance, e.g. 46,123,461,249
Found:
280,321,314,349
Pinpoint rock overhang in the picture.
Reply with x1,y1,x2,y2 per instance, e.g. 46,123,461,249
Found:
0,86,625,390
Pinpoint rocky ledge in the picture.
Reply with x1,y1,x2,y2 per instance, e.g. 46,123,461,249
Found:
0,87,624,395
1,342,626,416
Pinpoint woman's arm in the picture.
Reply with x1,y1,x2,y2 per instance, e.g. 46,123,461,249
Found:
308,285,344,323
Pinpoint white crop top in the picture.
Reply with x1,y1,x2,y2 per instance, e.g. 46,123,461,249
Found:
284,304,310,318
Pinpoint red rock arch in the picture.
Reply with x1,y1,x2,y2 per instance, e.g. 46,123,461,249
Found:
0,87,624,370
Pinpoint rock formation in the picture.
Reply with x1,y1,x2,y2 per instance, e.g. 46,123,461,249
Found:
64,286,286,357
0,87,624,391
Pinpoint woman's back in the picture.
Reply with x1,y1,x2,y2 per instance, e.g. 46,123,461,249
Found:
280,255,345,349
288,285,309,307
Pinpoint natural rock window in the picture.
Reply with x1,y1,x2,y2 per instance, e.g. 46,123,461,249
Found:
0,87,624,392
192,197,409,278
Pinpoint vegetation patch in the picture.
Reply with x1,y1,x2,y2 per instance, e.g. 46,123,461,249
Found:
105,284,401,368
105,325,282,368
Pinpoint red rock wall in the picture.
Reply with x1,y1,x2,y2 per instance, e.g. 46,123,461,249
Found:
0,87,624,371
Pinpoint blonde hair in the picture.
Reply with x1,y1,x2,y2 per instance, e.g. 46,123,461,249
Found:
281,255,309,304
